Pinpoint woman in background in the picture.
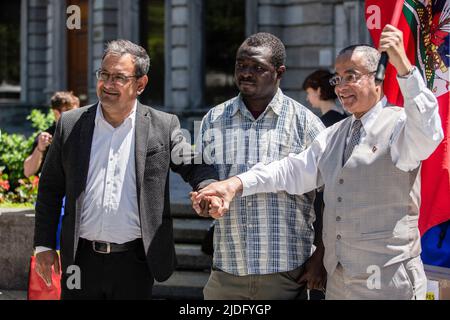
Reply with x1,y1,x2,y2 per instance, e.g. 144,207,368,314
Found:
303,69,347,128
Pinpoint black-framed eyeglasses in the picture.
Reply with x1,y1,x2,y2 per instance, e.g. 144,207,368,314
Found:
95,69,139,85
329,71,376,86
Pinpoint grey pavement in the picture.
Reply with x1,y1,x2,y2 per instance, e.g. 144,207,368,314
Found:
0,290,27,300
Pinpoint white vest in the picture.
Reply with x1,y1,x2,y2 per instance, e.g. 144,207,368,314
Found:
319,107,422,277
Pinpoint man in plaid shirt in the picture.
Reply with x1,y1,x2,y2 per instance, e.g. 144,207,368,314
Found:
193,33,326,299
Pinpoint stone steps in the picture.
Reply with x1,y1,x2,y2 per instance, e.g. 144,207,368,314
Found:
173,218,213,244
175,244,212,271
153,270,210,300
153,200,214,300
170,203,198,218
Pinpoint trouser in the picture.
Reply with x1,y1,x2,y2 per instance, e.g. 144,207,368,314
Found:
325,256,427,300
203,265,307,300
61,238,154,300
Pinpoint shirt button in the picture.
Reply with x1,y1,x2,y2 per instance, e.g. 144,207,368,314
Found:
337,235,342,240
337,197,342,202
339,179,344,184
336,216,342,222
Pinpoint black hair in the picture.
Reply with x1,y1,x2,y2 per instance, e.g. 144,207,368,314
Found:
338,44,381,72
242,32,286,68
302,69,337,101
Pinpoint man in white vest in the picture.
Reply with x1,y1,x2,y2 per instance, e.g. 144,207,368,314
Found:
191,25,444,299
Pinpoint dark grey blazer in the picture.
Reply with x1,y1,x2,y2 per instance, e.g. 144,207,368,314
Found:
34,102,218,282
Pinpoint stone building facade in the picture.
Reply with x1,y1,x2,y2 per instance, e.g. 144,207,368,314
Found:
3,0,371,132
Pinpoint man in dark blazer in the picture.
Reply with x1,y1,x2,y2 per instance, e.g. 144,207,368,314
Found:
33,39,217,300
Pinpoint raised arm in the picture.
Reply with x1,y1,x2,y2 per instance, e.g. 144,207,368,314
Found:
378,24,443,171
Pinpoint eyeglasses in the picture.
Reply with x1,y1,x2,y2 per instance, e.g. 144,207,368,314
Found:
329,71,376,86
95,69,139,85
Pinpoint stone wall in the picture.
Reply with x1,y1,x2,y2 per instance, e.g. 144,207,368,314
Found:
0,209,35,290
22,0,48,105
254,0,370,108
0,103,41,135
12,0,370,126
165,0,204,113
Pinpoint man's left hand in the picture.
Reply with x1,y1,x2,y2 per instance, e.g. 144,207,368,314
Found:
298,246,327,290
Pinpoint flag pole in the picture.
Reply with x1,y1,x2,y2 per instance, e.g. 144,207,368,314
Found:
375,0,405,82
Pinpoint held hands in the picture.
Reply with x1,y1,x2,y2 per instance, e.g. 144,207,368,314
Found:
190,177,243,219
190,192,224,219
35,250,60,287
378,24,413,76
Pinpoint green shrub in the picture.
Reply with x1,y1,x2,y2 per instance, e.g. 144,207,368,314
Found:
0,109,54,205
27,108,55,132
0,132,34,186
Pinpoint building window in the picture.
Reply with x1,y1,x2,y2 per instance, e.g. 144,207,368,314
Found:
0,1,21,101
140,0,165,108
204,1,245,107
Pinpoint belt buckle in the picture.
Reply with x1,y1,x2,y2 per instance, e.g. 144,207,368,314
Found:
92,241,111,254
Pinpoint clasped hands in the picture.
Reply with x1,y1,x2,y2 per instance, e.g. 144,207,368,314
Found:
190,177,243,219
190,177,327,290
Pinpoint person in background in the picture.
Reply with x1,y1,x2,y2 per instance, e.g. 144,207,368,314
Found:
24,91,80,178
302,70,347,128
24,92,80,251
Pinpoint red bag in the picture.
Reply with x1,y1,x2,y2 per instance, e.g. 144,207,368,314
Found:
27,255,61,300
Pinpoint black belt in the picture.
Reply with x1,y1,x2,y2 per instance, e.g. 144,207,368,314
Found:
80,238,142,254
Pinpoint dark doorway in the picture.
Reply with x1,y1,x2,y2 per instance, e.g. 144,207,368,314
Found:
0,0,21,102
140,0,165,108
67,0,89,105
204,1,245,107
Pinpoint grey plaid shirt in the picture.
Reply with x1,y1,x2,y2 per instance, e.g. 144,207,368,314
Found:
199,89,325,275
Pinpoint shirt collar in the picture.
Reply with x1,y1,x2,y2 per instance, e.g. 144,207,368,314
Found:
350,96,387,131
230,88,284,119
95,100,137,129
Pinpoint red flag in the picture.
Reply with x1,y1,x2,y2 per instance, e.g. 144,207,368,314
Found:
365,0,450,235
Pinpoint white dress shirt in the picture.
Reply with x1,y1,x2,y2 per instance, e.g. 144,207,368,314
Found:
238,68,443,198
36,101,141,254
78,101,141,243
